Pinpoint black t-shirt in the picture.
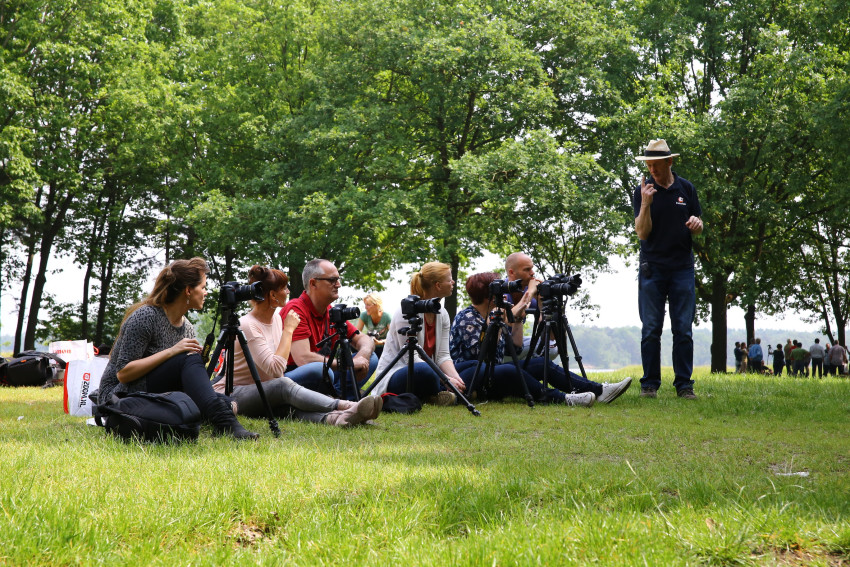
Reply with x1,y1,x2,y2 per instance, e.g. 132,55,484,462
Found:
633,172,701,270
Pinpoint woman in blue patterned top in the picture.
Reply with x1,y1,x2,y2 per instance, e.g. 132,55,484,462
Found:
449,272,595,406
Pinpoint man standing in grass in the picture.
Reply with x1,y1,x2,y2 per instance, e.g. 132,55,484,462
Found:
633,139,703,400
809,338,825,378
790,342,809,377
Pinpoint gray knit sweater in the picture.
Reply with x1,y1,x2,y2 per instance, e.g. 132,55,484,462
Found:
98,305,195,402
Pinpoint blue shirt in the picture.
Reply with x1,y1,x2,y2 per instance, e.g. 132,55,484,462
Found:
450,306,507,364
748,343,763,363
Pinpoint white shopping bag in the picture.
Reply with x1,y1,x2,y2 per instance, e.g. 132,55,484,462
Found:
63,357,108,416
49,340,95,362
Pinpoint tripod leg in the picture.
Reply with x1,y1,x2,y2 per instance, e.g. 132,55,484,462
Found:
337,338,361,401
502,323,534,407
236,330,281,437
414,344,480,416
552,318,575,391
470,318,506,400
524,315,544,370
323,342,343,399
362,343,411,396
466,348,490,400
205,329,229,378
562,317,590,383
539,321,553,391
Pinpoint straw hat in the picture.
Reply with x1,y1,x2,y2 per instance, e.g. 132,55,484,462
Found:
636,139,680,161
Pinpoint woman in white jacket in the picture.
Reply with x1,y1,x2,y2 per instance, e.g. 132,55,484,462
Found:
371,262,466,405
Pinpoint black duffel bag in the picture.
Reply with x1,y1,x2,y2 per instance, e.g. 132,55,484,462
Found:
93,391,202,443
0,351,66,387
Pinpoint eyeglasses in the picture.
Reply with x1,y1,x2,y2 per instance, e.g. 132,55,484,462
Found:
314,277,342,285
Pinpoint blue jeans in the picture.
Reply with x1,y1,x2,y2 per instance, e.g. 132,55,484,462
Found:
455,359,546,400
523,356,603,396
385,362,444,399
288,353,379,400
638,264,695,392
286,362,329,394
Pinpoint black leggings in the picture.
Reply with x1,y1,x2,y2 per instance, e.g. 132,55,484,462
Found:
144,352,219,416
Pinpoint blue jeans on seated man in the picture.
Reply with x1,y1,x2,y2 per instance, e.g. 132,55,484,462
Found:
638,264,695,392
290,353,379,400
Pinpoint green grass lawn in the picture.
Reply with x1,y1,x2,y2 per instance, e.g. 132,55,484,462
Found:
2,367,849,566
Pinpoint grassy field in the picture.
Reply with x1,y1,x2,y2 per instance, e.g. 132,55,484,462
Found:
1,367,849,566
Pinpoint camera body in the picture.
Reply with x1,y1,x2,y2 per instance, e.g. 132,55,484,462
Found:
401,294,441,316
488,278,523,296
329,304,360,323
219,281,264,306
538,273,582,299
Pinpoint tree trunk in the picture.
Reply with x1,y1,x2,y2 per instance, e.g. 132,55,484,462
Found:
94,204,124,346
289,260,304,298
224,245,234,284
94,246,117,346
14,242,35,354
24,240,52,350
24,188,73,350
709,277,728,373
744,304,755,346
81,192,108,340
445,253,460,319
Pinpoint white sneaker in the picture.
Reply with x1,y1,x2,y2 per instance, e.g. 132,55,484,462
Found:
597,376,633,404
563,392,595,407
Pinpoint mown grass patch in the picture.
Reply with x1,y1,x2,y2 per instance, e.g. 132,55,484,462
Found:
1,368,848,565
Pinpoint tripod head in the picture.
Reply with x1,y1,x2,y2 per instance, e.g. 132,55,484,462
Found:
397,294,440,337
317,303,360,352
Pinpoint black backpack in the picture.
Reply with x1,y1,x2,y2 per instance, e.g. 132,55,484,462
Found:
380,392,423,414
0,351,66,387
93,391,202,443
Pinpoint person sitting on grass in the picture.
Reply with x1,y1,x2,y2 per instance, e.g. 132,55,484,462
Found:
370,262,466,405
449,272,630,407
97,257,258,440
215,265,381,427
355,293,392,358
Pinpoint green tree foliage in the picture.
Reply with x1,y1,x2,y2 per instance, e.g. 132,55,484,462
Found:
251,0,623,316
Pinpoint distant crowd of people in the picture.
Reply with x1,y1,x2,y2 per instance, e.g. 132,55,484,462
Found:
733,337,847,378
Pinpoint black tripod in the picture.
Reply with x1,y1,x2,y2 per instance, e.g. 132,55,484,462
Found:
523,293,588,391
206,304,281,437
467,300,534,407
317,318,361,401
364,313,480,416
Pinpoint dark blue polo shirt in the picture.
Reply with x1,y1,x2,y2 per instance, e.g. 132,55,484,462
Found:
632,172,701,270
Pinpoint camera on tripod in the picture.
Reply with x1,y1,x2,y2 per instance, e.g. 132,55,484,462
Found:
329,304,360,323
538,274,582,299
400,294,441,316
488,278,523,296
219,281,264,307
